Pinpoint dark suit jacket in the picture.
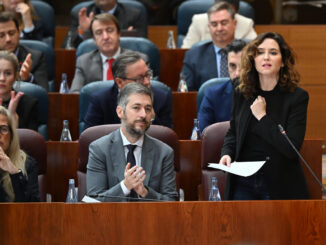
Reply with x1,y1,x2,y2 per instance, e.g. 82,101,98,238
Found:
71,48,128,92
16,45,49,91
1,155,40,202
181,41,218,91
84,83,173,129
3,93,38,131
86,129,178,201
221,86,310,200
21,19,45,41
65,2,147,48
198,80,233,132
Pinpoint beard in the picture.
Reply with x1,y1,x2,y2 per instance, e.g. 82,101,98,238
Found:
122,118,150,138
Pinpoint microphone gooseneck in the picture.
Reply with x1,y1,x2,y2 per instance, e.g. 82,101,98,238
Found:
278,124,326,193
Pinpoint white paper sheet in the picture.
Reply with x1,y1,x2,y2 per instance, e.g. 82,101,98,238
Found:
208,161,266,177
82,195,101,203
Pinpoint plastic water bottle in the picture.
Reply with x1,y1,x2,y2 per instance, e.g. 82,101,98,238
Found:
66,179,78,203
190,118,200,140
177,73,188,92
59,73,70,94
208,177,221,201
60,120,72,141
65,30,75,50
166,30,176,49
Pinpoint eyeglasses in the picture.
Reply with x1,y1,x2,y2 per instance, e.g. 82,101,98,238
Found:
120,70,153,84
0,125,10,135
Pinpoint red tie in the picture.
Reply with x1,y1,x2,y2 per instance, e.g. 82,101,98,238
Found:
106,58,115,80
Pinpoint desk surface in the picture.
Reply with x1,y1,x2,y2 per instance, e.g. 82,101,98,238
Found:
1,201,325,244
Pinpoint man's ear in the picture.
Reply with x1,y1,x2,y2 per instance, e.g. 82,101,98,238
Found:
116,105,123,119
115,78,124,89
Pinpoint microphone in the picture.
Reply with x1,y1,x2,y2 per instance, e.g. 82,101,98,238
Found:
87,194,172,202
278,124,326,192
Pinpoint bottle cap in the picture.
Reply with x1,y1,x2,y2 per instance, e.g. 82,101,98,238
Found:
69,179,75,185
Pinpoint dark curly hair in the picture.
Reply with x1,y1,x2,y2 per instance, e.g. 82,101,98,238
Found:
239,32,300,99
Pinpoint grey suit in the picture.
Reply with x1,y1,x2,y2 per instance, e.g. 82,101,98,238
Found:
86,129,178,202
71,48,127,92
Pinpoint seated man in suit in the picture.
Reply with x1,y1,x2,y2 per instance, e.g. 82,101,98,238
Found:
84,50,173,129
182,0,257,48
181,2,237,91
71,13,129,92
86,82,178,202
198,39,246,132
0,12,48,91
64,0,147,48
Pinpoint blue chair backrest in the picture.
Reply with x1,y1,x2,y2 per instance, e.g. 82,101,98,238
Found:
70,0,147,36
79,80,170,134
15,81,49,140
31,0,55,47
197,77,230,112
79,80,115,134
177,0,255,47
76,37,160,79
19,39,55,92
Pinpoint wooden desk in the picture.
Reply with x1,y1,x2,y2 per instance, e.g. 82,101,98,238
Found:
1,201,326,244
55,49,76,91
46,141,79,202
48,93,79,141
160,48,187,91
172,92,197,140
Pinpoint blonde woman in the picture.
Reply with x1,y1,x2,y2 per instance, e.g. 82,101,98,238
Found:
0,50,38,130
0,105,40,202
0,0,44,40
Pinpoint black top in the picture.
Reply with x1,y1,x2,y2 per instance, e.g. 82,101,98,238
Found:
0,155,40,202
240,86,282,162
2,93,38,131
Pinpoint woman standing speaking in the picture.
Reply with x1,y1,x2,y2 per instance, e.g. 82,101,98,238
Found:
220,32,309,200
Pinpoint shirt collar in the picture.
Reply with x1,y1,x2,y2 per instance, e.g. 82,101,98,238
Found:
213,44,223,54
120,128,144,148
100,47,121,65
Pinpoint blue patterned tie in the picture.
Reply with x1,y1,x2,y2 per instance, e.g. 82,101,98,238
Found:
219,49,229,77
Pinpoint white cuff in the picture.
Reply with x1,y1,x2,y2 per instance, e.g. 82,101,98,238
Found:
120,180,131,196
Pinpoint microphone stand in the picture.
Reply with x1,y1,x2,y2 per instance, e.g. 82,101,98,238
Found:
278,124,326,193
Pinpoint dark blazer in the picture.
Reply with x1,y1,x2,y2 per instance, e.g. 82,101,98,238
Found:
198,80,233,132
3,93,38,131
86,129,178,202
181,41,218,91
221,85,310,200
0,155,40,202
16,45,49,91
84,83,173,129
21,19,45,41
65,2,147,48
71,48,128,92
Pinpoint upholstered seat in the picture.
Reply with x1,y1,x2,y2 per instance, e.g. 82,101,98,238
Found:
199,121,230,200
15,81,49,140
19,39,56,91
17,128,47,201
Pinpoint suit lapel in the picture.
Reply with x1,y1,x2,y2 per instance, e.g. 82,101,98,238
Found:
236,97,255,158
208,43,218,77
95,51,104,81
141,135,154,186
110,130,127,182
